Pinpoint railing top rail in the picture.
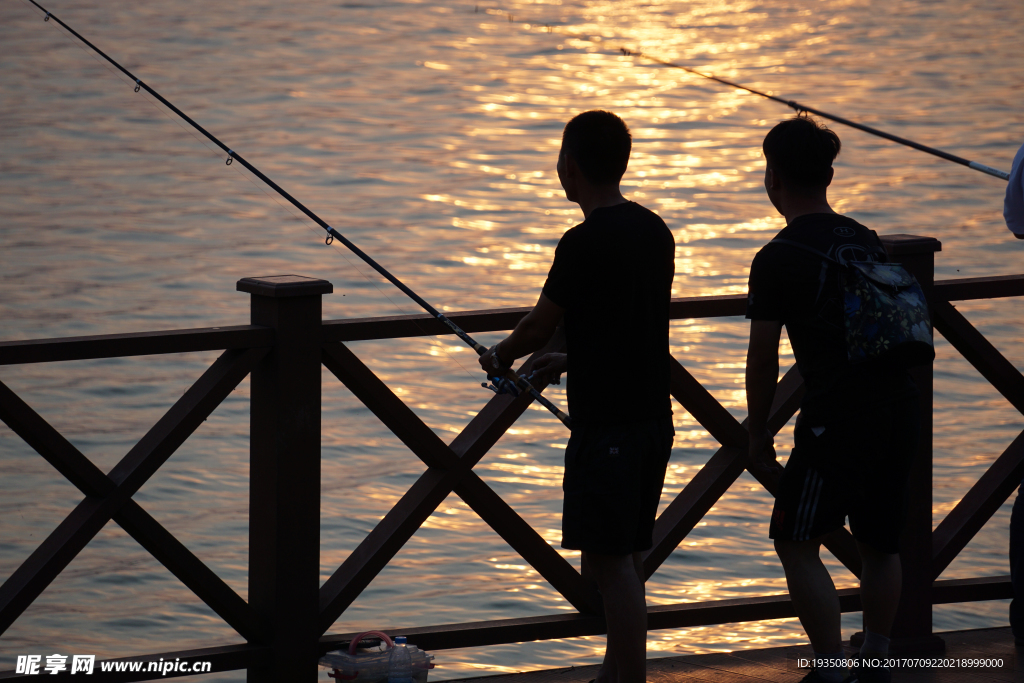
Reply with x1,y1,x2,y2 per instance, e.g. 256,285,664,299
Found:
318,294,748,343
0,325,272,367
323,306,535,343
933,274,1024,302
313,274,1024,342
0,275,1020,364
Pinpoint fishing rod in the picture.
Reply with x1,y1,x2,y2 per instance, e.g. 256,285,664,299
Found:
618,48,1010,181
27,0,571,429
467,6,1009,180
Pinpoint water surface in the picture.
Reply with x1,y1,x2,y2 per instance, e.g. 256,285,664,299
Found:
1,0,1023,679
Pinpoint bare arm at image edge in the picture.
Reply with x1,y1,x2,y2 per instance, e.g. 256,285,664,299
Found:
1005,142,1024,239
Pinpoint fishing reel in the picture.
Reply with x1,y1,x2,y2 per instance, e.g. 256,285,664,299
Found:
481,375,521,397
482,371,546,398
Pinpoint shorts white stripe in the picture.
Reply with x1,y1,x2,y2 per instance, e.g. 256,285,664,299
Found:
794,470,816,540
800,473,825,541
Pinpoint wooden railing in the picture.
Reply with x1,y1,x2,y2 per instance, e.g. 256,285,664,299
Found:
0,235,1022,680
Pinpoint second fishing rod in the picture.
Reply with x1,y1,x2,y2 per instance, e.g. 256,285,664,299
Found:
617,48,1010,182
28,0,571,429
468,5,1010,182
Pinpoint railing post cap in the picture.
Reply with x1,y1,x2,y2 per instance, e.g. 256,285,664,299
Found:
237,275,333,298
879,234,942,255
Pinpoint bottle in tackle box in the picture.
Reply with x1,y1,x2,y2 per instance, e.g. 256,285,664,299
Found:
387,637,412,683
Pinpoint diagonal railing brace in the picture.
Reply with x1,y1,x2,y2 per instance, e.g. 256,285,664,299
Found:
0,347,264,636
0,378,264,642
319,339,600,634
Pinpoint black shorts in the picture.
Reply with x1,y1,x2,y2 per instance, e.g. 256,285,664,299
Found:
769,396,920,554
561,416,674,556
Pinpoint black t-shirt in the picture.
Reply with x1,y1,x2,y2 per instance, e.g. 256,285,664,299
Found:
543,201,674,426
746,213,914,421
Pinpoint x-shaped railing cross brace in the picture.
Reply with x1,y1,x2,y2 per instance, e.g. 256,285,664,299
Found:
318,336,602,633
0,347,268,641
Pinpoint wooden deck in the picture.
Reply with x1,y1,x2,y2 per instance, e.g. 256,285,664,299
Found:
443,627,1020,683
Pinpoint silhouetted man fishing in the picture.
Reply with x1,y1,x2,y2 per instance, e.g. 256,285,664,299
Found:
745,117,922,683
479,110,675,683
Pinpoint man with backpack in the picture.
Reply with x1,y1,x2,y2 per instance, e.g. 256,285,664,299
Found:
745,116,922,683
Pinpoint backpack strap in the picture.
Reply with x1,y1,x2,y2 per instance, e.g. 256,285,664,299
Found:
767,233,888,309
768,238,834,306
768,238,838,263
769,233,888,263
866,229,889,261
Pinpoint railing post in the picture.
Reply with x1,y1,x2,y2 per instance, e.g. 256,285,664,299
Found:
238,275,333,681
879,235,943,653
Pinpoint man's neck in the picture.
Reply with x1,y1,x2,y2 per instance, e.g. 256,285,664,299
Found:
782,197,835,225
577,186,628,219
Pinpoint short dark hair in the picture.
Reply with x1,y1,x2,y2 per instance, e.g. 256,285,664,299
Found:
762,116,841,189
561,110,632,184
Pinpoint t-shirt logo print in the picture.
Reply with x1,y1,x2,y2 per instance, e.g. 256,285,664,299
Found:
833,226,856,237
834,243,875,266
609,447,619,455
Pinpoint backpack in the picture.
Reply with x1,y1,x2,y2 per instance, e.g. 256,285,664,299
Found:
769,237,935,369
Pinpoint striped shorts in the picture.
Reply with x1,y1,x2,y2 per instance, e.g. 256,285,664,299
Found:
768,397,919,554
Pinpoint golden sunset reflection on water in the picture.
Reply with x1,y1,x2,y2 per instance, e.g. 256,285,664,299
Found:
1,0,1023,679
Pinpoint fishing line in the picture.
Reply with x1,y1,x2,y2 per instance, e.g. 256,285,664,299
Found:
34,2,512,409
471,4,1010,181
29,0,485,390
26,0,571,428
